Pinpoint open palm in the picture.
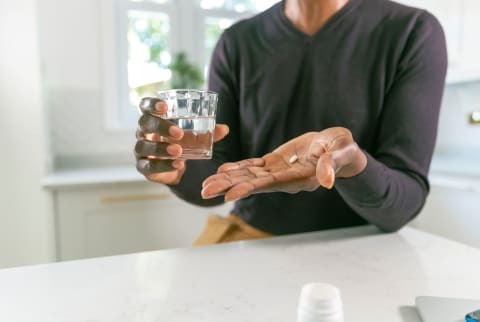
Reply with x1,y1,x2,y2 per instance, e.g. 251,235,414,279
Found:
202,128,367,202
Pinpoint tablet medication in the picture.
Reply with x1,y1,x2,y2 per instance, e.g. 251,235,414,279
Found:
289,154,298,164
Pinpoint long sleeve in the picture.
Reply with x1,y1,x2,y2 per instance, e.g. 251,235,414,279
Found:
334,11,447,232
168,32,240,207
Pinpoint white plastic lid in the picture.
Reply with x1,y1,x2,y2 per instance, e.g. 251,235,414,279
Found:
297,283,344,322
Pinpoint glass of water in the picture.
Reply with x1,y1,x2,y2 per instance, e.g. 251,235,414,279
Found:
154,89,218,159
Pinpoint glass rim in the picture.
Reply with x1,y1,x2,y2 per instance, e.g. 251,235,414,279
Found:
156,89,218,96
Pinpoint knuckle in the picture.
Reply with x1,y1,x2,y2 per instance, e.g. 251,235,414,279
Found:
138,114,150,127
134,140,145,157
136,158,173,175
138,114,160,133
135,140,168,157
136,159,150,175
148,159,174,173
135,128,144,139
135,140,159,158
138,114,169,136
139,97,160,114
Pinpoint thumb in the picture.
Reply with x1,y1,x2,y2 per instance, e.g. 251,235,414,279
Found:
213,124,229,142
316,153,336,189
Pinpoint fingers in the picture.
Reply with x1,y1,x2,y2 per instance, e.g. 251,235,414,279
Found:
312,137,367,183
139,97,168,115
200,158,266,195
138,99,182,140
136,98,188,182
134,140,182,159
223,178,273,201
217,158,265,172
202,168,256,193
202,159,277,201
202,156,302,200
315,153,336,189
138,114,183,140
143,166,185,185
136,159,186,185
213,124,229,142
136,158,182,175
201,171,275,201
202,167,262,190
202,172,232,190
309,128,365,188
201,175,233,199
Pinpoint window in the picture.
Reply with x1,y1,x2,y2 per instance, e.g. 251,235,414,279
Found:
128,10,172,108
105,0,279,129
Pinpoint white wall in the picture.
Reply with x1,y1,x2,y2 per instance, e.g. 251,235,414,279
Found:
435,81,480,154
0,0,56,268
37,0,136,168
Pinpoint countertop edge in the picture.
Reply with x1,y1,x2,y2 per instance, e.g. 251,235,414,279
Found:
42,166,480,191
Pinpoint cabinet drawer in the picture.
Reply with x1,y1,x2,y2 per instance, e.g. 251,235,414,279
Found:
54,182,232,260
411,183,480,248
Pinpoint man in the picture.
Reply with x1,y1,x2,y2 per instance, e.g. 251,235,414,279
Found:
135,0,447,244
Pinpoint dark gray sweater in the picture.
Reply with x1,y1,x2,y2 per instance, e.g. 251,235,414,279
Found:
170,0,447,234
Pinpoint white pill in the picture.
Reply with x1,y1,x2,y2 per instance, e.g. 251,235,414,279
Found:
289,154,298,164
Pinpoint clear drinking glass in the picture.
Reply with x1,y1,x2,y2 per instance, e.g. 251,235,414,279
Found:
154,89,218,159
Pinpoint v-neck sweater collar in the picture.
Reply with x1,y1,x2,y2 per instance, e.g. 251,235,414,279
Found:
265,0,363,43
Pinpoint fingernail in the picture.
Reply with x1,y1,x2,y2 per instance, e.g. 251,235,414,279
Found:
167,144,181,155
324,168,335,189
201,189,218,199
155,101,167,111
169,126,183,139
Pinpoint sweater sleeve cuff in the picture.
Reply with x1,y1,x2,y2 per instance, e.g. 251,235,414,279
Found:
167,160,225,206
334,152,390,207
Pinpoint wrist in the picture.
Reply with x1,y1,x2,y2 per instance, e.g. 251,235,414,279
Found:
336,143,367,179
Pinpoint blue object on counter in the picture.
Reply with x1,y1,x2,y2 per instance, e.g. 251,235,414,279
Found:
466,309,480,322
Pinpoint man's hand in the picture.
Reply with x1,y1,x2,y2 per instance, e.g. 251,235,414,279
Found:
201,127,367,201
135,97,229,185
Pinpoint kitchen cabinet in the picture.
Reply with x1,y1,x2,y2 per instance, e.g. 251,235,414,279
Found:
410,175,480,248
45,170,232,261
397,0,480,84
45,164,479,261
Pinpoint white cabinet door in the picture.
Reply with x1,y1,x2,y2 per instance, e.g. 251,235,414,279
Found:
395,0,480,83
410,182,480,248
447,0,480,82
462,0,480,65
54,182,232,260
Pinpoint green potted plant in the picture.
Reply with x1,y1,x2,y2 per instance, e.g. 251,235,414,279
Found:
169,51,204,89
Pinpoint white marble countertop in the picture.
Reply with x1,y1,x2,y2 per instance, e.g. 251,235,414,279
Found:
0,226,479,322
42,166,144,188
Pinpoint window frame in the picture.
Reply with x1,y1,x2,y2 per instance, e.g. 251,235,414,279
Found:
102,0,265,131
